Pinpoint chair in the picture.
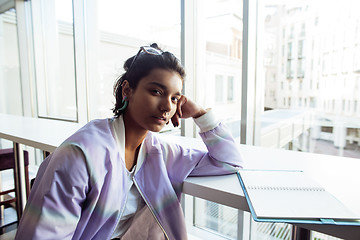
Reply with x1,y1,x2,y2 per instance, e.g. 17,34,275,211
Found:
0,229,16,240
0,148,30,233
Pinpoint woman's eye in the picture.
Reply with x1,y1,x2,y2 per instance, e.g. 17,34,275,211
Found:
172,97,180,103
151,90,161,95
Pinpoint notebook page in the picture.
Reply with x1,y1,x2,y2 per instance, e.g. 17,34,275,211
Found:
239,170,359,220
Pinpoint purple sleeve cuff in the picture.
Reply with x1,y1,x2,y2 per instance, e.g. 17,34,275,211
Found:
193,109,220,133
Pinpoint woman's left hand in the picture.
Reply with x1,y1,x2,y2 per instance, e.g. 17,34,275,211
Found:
171,95,207,127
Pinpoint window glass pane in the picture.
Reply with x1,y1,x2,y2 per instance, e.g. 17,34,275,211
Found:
32,0,77,121
89,0,181,121
257,0,360,238
197,0,242,140
194,199,238,239
0,9,23,116
192,0,243,239
260,0,360,156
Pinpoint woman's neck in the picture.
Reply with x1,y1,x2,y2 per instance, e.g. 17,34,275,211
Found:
122,113,148,151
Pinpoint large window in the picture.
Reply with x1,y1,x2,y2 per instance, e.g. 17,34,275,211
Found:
187,0,243,239
4,0,360,239
257,0,360,239
0,7,25,194
88,0,181,121
0,9,22,116
200,0,242,137
259,0,360,155
32,0,77,121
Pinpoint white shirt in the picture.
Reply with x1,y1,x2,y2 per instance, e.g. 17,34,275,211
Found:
110,116,146,238
110,110,218,238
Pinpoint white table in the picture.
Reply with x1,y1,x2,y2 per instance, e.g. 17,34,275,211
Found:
1,113,360,239
182,144,360,240
0,114,84,153
0,113,84,215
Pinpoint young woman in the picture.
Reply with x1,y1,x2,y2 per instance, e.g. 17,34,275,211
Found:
15,43,244,240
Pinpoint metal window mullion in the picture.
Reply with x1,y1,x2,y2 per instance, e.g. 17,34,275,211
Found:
15,0,36,117
241,0,249,145
180,0,197,225
180,0,186,217
181,0,197,138
239,2,250,239
72,0,88,124
239,0,260,239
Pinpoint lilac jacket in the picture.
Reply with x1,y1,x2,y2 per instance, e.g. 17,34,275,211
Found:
15,117,243,240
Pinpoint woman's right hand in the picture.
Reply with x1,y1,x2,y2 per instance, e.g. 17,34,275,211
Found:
171,95,207,127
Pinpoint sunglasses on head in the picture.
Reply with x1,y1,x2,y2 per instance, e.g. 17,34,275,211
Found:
127,46,163,73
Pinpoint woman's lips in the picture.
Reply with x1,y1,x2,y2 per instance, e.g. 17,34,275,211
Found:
152,116,166,123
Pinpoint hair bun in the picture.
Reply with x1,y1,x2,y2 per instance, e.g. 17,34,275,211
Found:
150,43,161,50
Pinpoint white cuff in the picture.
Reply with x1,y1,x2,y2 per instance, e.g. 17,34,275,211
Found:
193,109,220,133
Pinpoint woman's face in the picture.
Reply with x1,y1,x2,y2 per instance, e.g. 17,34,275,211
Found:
124,68,183,133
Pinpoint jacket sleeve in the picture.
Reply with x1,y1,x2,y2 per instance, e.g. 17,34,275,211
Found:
15,143,89,240
161,110,244,182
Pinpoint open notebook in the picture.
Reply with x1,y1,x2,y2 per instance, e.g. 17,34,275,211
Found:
237,169,360,225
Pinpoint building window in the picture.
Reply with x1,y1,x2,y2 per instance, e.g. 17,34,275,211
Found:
282,27,286,39
287,60,294,78
354,46,360,72
287,42,294,78
298,39,305,57
234,38,242,59
355,100,358,113
287,42,293,59
356,19,360,43
227,76,234,102
289,25,294,39
297,59,305,78
300,23,306,37
215,75,224,103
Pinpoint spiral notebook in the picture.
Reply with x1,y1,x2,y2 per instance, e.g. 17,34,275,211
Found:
237,169,360,225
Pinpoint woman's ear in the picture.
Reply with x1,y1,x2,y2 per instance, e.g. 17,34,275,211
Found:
121,80,132,99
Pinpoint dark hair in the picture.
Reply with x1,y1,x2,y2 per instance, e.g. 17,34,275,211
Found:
112,43,185,117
